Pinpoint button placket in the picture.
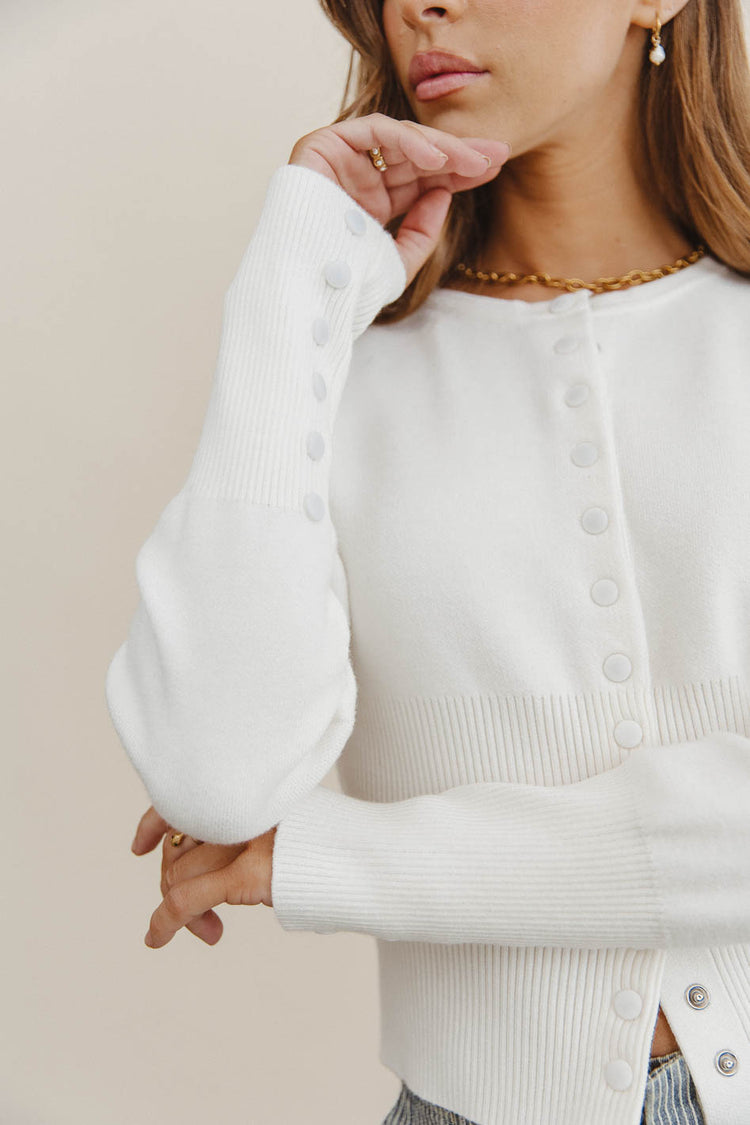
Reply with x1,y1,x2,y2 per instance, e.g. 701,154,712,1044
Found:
304,213,359,523
682,983,739,1079
554,315,638,705
304,312,329,522
552,307,645,1093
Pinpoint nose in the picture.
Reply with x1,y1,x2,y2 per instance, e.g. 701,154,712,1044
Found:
398,0,468,29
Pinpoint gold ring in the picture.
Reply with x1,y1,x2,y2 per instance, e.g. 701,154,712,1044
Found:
368,146,388,173
170,832,185,846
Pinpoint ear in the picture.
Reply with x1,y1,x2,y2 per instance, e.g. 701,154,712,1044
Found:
630,0,692,31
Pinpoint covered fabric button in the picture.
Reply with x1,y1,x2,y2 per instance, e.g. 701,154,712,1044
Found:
549,292,580,314
306,430,325,460
312,317,330,346
614,719,643,749
591,578,618,605
564,383,589,406
603,652,632,682
604,1059,633,1091
581,506,609,534
613,989,643,1020
344,208,367,235
303,492,325,521
312,371,327,401
323,259,352,288
571,441,598,466
553,335,582,354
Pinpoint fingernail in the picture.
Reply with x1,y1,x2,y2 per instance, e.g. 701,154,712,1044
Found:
501,140,513,156
144,931,154,947
131,837,139,853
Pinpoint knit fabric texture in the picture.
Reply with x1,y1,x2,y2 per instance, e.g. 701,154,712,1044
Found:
106,163,750,1125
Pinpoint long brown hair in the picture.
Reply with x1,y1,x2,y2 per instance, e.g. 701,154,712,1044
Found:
317,0,750,325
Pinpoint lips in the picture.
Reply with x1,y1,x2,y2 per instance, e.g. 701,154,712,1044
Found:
408,49,487,90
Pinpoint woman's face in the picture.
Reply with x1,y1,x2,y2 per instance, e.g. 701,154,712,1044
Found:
382,0,653,155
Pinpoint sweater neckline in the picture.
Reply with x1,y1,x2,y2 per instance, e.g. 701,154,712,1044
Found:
426,251,734,319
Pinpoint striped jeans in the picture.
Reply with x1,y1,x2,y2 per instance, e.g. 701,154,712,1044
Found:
381,1049,706,1125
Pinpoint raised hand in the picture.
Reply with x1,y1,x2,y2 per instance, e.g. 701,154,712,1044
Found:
289,112,511,288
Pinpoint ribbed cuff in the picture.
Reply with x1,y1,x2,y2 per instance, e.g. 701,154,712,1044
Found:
182,162,406,505
270,765,668,948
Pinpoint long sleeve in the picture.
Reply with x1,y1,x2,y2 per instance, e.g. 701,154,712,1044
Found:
270,730,750,949
104,163,407,845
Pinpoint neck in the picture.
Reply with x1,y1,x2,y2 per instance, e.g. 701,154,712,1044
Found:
457,28,695,301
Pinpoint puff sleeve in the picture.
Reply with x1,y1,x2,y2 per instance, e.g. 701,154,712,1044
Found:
104,163,407,845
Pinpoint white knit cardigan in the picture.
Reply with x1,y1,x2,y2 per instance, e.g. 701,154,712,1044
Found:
106,162,750,1125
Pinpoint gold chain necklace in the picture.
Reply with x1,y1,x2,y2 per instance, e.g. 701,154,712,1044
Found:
452,244,706,295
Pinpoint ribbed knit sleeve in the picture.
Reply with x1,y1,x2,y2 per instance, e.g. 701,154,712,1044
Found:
271,731,750,948
104,163,407,845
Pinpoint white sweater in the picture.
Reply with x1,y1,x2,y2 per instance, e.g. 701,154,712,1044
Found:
105,162,750,1125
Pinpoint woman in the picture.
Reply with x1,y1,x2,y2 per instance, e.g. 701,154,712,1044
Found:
110,1,750,1123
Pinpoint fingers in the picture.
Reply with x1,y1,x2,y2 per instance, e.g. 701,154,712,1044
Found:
146,862,236,949
290,112,512,249
130,810,224,945
162,840,246,897
390,185,454,286
160,830,204,898
131,806,169,855
399,118,511,173
332,112,506,184
146,841,272,948
159,830,223,944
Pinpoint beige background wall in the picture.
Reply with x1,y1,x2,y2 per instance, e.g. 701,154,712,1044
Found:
5,2,750,1124
1,2,400,1122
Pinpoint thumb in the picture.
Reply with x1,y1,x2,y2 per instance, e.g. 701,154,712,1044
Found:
391,187,454,290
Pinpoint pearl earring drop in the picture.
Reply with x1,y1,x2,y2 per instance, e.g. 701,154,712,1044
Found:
649,14,666,65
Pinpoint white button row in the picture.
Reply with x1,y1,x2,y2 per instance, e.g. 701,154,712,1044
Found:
604,989,644,1090
551,313,741,1090
304,209,365,522
552,321,647,1091
558,333,634,689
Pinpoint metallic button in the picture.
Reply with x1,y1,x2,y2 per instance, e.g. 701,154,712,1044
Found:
306,431,325,460
715,1051,738,1076
303,492,325,521
553,335,583,355
685,984,710,1010
604,1059,633,1091
564,383,589,407
603,652,632,682
323,259,352,288
614,719,643,749
312,372,327,401
581,506,609,534
344,208,367,235
571,441,599,467
591,578,618,606
614,989,643,1020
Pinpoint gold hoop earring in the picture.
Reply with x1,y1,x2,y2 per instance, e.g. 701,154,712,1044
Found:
650,14,666,65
